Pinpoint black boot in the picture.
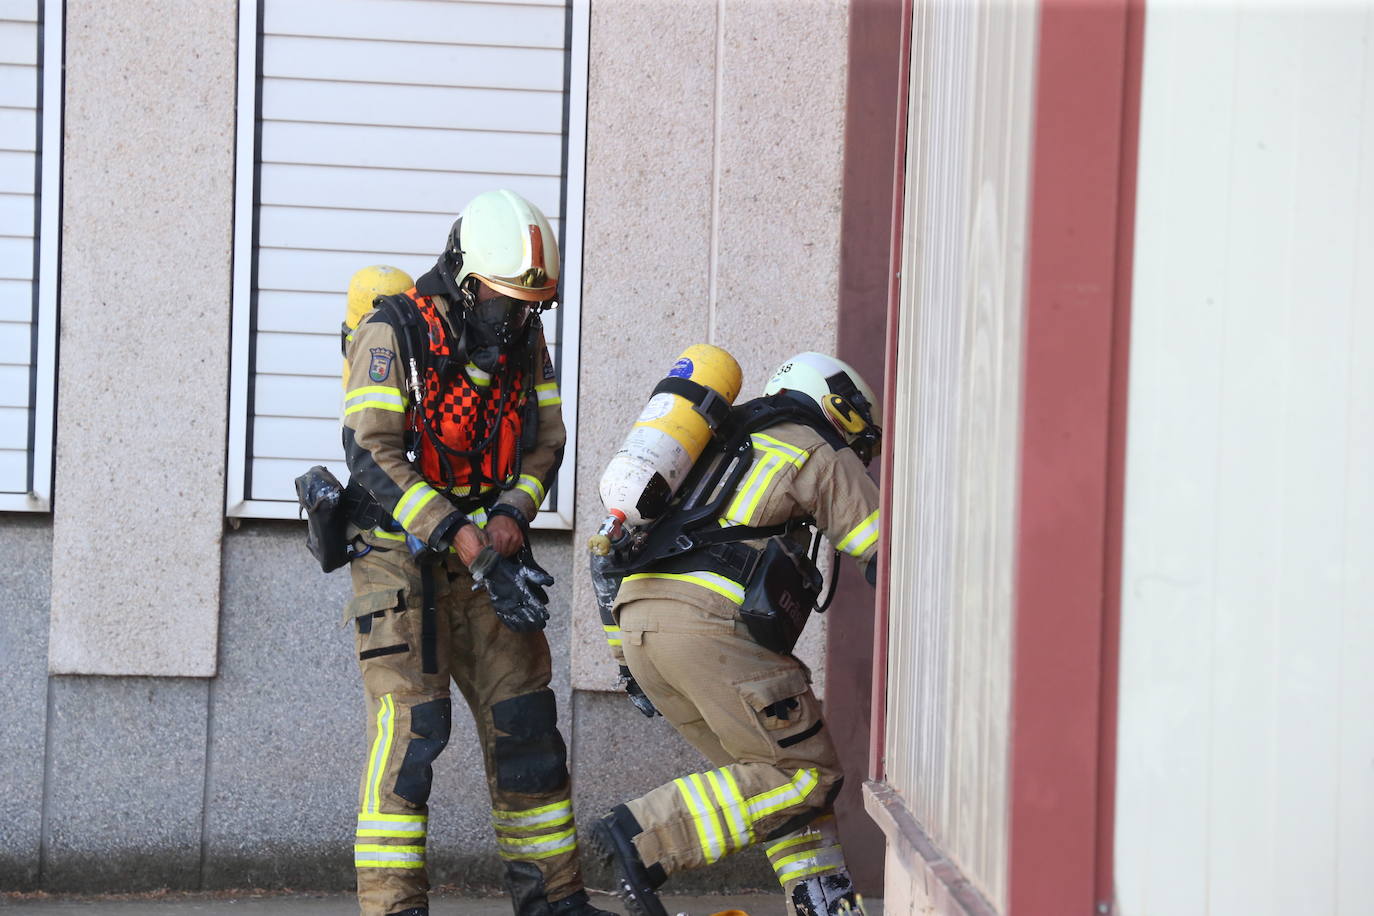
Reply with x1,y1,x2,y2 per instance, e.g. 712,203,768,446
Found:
790,869,864,916
549,889,618,916
503,860,617,916
589,805,668,916
387,909,429,916
504,860,552,916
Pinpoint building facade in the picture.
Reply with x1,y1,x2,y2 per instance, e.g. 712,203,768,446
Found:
0,0,884,895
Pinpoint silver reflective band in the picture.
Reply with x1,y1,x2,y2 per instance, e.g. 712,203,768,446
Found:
775,844,847,882
491,800,573,830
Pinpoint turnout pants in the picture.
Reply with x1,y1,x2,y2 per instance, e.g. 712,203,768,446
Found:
348,543,583,916
617,598,849,906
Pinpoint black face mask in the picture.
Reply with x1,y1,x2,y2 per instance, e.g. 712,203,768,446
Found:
473,295,532,348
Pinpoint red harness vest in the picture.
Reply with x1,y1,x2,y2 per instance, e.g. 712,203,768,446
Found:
407,291,528,496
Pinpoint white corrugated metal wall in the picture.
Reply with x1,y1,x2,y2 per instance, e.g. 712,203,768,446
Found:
1117,4,1374,914
0,0,56,511
882,0,1037,909
227,0,585,524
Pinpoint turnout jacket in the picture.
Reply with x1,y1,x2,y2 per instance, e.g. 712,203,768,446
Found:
606,420,880,663
342,272,566,546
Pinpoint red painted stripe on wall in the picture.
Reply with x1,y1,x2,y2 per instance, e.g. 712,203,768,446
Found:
1010,1,1143,913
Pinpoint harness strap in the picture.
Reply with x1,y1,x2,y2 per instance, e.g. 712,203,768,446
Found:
651,376,732,431
652,541,761,582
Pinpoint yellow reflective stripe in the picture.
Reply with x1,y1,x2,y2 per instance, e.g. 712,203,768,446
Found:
706,769,751,852
344,385,407,416
491,800,573,830
624,571,745,605
751,433,808,467
674,776,722,864
353,843,425,868
603,624,624,648
746,768,820,821
364,694,396,814
466,363,492,387
357,812,426,838
346,384,403,403
495,826,578,859
535,382,562,406
470,507,489,528
689,773,728,863
395,481,439,531
344,385,405,401
372,528,406,541
766,831,817,858
345,399,406,416
774,846,847,883
725,448,793,525
516,474,546,506
835,510,880,556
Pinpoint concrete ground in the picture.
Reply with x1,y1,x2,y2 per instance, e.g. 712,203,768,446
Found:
0,891,884,915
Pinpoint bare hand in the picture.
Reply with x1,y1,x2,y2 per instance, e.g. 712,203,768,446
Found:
485,513,526,557
452,523,489,567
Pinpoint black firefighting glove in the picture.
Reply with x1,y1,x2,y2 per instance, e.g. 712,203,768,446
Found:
470,545,554,632
619,665,660,718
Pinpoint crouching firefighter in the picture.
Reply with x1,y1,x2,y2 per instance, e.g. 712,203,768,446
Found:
586,352,883,916
321,190,613,916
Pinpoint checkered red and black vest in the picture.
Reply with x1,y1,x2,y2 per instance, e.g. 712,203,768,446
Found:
408,291,527,495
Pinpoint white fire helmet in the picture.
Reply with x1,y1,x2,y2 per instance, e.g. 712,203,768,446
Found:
762,352,882,463
448,189,560,303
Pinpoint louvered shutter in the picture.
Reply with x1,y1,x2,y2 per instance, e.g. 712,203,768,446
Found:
228,0,586,526
0,0,57,511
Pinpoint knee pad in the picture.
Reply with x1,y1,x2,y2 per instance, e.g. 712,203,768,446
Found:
491,688,568,794
394,697,452,805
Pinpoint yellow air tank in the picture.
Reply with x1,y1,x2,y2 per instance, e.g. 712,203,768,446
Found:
341,264,414,388
598,344,742,529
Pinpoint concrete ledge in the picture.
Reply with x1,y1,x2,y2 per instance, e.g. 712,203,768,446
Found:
863,780,999,916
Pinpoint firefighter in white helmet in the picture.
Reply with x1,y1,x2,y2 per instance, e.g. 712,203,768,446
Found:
339,190,611,916
589,352,882,916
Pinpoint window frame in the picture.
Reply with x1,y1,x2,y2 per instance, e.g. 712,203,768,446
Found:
225,0,588,529
0,0,61,513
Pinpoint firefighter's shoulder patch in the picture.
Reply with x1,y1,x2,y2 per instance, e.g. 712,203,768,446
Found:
369,347,395,382
541,346,556,380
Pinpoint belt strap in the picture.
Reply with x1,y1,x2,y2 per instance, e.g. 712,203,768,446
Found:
652,541,760,582
346,478,489,532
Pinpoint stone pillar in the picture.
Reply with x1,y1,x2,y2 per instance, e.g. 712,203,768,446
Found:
48,0,237,676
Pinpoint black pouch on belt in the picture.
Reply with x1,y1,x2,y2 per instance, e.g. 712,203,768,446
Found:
294,465,351,573
739,536,824,655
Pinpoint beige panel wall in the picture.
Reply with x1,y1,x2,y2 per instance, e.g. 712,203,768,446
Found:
572,0,849,692
881,1,1038,910
48,0,236,676
1118,6,1374,915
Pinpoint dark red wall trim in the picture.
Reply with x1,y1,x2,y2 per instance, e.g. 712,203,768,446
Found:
1095,1,1145,910
829,0,909,894
869,0,914,787
1010,1,1142,913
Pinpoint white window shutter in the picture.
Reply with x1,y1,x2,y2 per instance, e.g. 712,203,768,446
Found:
0,0,58,511
229,0,587,527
